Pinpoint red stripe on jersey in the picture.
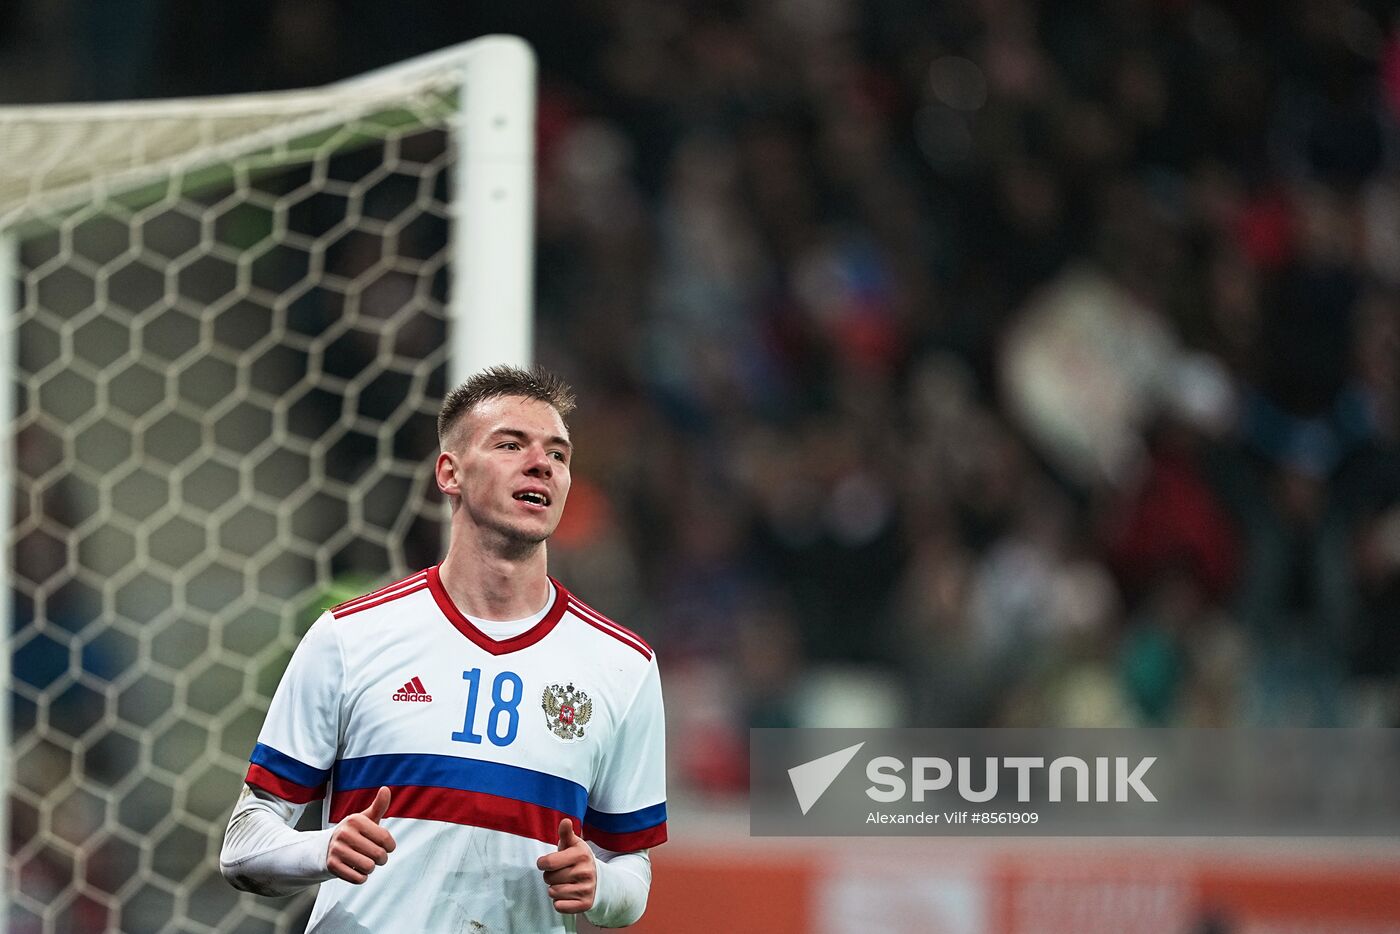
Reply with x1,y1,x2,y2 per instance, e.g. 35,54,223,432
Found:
330,570,429,616
411,676,427,694
330,784,578,847
565,598,653,660
333,570,428,612
427,566,567,654
245,764,326,804
332,582,428,620
583,821,668,852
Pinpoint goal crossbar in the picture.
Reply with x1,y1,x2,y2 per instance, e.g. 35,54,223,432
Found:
0,38,528,231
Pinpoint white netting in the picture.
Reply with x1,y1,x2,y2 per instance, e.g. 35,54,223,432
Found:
4,56,477,934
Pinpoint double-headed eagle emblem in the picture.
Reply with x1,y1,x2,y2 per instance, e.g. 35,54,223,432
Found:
541,682,592,741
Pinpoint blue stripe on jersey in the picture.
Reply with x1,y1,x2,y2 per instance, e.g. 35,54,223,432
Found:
584,801,668,833
250,743,331,787
333,753,588,817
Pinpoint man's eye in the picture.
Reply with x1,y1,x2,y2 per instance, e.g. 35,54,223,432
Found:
550,451,566,461
500,442,519,450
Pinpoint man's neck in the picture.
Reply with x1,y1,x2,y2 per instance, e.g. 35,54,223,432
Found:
438,528,552,621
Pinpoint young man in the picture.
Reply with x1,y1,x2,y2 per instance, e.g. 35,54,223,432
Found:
220,366,666,931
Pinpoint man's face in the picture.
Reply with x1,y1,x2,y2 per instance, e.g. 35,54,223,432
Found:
439,395,572,548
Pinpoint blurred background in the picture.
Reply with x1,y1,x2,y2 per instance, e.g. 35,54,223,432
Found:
3,0,1400,931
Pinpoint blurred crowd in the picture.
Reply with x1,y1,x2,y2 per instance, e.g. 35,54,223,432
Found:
522,0,1400,796
5,0,1400,811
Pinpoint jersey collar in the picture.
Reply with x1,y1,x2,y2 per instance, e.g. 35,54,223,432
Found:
426,565,568,654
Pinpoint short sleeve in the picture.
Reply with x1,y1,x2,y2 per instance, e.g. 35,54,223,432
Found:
583,657,667,851
244,612,344,804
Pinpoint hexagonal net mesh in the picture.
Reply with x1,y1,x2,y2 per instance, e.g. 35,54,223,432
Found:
2,50,517,933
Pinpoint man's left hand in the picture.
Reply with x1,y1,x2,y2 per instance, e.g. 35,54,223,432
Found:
536,818,596,914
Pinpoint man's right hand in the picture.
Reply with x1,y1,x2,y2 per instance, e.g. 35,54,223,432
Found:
327,786,396,884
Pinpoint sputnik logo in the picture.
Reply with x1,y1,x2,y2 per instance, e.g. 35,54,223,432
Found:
788,742,865,815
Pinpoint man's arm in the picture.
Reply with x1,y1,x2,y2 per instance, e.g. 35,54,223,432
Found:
588,844,652,928
221,783,397,896
224,612,396,896
535,819,652,927
220,784,335,897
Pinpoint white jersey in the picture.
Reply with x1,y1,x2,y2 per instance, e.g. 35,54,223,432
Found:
245,567,667,933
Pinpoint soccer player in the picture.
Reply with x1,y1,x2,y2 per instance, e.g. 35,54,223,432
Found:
220,366,666,931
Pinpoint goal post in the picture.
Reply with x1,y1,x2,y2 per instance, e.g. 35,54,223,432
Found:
1,230,18,934
1,37,535,933
452,37,535,380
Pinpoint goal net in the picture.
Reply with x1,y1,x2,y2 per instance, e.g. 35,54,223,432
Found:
1,38,535,933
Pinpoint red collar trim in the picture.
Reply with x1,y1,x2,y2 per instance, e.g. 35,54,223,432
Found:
427,565,568,655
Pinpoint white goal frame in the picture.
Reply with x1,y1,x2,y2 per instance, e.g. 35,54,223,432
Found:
0,36,536,931
1,228,17,934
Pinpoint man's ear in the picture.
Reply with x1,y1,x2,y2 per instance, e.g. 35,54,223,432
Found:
435,451,459,496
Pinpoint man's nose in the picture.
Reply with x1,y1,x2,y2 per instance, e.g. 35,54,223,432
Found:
523,446,552,476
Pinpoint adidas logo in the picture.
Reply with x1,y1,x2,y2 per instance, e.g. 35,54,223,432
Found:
392,676,433,703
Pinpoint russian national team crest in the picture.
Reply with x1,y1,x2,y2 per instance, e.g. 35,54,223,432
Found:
542,682,592,741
